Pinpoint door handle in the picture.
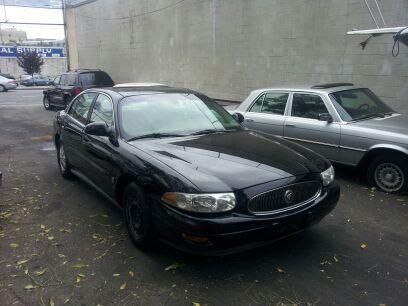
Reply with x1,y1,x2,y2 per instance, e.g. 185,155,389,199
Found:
285,124,296,127
246,119,254,122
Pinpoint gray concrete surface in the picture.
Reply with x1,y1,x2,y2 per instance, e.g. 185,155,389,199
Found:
68,0,408,112
0,90,407,305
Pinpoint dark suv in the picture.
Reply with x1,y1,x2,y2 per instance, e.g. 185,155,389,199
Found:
43,69,114,110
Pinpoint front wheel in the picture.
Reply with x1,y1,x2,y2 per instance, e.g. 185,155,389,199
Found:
43,96,52,110
123,183,155,249
57,140,73,179
0,85,7,92
367,154,408,193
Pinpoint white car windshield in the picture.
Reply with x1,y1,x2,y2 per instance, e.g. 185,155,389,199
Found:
330,88,394,121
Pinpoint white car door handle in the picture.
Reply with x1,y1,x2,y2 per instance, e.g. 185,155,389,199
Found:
285,124,296,127
246,119,254,122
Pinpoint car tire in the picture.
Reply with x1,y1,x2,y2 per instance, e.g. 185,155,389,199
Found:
0,85,7,92
367,154,408,193
57,140,73,179
43,95,52,110
123,182,156,249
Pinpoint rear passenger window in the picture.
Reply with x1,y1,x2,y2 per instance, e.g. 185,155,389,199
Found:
261,92,289,115
68,92,97,124
249,92,288,115
291,93,328,120
66,74,76,86
79,72,114,86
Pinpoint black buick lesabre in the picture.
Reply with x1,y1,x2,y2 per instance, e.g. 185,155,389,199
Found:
53,85,340,255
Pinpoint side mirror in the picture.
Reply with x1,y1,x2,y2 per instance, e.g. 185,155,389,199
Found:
84,122,111,137
318,113,333,123
232,112,245,124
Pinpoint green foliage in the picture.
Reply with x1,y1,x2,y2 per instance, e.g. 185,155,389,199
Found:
16,51,44,76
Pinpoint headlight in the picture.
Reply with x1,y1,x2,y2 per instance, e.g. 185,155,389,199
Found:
161,192,236,213
320,165,335,186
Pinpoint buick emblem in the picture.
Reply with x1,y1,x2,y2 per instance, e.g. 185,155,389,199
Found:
284,190,295,204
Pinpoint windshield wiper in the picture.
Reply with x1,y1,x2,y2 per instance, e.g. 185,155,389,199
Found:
190,129,221,136
127,133,183,141
352,113,386,121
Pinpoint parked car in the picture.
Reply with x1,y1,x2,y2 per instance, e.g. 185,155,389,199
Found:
229,83,408,193
0,75,18,92
20,75,50,86
43,69,114,110
0,73,15,80
53,85,339,255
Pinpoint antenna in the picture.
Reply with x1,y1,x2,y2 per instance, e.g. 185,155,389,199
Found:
363,0,388,28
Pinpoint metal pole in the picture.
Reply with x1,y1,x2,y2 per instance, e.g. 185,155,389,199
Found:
373,0,387,27
363,0,379,28
62,0,70,71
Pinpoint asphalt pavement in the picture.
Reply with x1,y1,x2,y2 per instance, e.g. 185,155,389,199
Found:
0,90,407,305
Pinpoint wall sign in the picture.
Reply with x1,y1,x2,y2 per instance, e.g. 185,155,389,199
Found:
0,46,65,58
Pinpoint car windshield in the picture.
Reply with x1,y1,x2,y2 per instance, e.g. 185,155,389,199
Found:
329,88,394,122
119,93,242,140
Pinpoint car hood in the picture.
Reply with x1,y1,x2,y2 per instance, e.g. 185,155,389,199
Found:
128,130,328,191
350,114,408,135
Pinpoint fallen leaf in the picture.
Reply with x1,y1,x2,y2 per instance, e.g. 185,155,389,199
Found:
35,269,47,276
192,303,201,306
76,276,81,283
9,243,19,248
361,244,367,249
17,259,29,265
72,263,87,269
40,224,45,230
164,263,183,272
333,255,339,263
276,267,285,274
50,299,55,306
113,273,120,277
129,271,134,277
120,282,127,290
24,284,36,290
59,229,72,233
78,273,85,278
47,236,55,241
64,298,70,304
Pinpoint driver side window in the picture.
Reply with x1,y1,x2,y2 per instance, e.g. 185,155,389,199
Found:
68,92,97,124
291,93,328,120
53,75,61,85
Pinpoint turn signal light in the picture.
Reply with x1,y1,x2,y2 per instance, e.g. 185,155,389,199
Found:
182,233,209,244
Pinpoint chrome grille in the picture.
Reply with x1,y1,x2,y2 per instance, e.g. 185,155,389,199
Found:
248,181,321,215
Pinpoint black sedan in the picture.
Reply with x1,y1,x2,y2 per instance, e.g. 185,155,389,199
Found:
53,86,340,255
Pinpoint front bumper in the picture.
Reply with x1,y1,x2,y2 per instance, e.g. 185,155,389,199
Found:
151,182,340,256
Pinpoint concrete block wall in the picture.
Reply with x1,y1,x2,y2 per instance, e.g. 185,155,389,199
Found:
69,0,408,112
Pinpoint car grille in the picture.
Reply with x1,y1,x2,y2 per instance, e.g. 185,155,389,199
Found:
248,181,321,215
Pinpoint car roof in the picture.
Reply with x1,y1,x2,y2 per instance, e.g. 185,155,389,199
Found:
252,84,362,95
86,85,204,98
114,82,167,88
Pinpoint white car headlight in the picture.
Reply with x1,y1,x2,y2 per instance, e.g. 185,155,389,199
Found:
321,165,335,186
161,192,236,213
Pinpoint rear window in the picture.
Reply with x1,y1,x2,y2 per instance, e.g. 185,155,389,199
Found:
79,72,114,87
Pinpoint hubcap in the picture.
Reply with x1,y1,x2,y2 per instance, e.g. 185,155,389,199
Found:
44,97,50,108
126,194,143,237
59,144,66,171
374,163,404,192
